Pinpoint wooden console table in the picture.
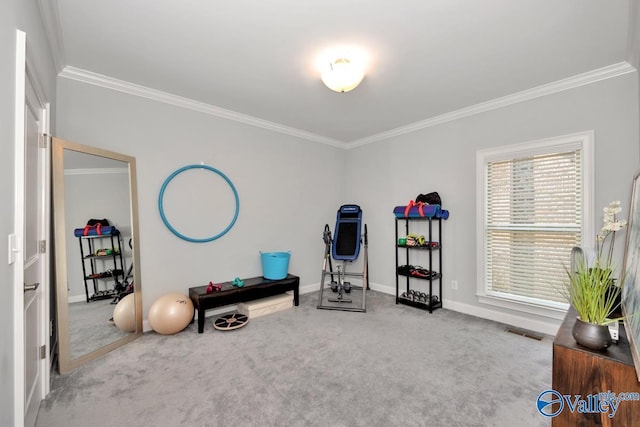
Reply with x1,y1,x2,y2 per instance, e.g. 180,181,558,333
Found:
552,308,640,426
189,274,300,333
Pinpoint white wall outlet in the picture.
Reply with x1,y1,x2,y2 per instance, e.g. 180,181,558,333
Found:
451,280,458,290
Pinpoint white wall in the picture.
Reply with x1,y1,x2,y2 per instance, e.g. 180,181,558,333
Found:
0,1,56,425
56,78,346,317
345,72,640,334
57,70,640,337
56,71,640,336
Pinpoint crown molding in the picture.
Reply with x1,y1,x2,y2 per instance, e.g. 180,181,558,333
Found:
59,66,345,148
60,61,634,151
37,0,65,73
345,62,636,149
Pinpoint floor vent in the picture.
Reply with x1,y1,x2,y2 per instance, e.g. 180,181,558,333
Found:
505,327,543,341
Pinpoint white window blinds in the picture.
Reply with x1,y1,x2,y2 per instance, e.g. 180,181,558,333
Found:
485,149,582,304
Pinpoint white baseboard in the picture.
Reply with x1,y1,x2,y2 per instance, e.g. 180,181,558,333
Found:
369,282,396,295
143,282,378,332
300,281,395,295
68,294,86,304
368,281,559,336
317,281,559,336
300,282,318,295
442,299,561,336
144,282,559,337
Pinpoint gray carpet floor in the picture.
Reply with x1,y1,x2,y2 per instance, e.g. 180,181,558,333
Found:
68,299,132,359
37,291,552,427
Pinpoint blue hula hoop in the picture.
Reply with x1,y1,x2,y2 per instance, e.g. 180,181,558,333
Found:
158,164,240,243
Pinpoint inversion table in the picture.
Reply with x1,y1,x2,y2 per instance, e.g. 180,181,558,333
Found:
317,205,368,312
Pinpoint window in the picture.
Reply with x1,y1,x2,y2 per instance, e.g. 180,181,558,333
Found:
476,132,594,315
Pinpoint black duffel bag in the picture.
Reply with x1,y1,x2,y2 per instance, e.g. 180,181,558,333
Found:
415,192,441,205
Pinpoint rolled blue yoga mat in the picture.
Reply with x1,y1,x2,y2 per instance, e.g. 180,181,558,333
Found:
393,204,441,218
437,210,450,220
73,226,118,237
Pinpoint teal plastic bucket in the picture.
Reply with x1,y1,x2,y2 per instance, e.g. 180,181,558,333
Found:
260,251,291,280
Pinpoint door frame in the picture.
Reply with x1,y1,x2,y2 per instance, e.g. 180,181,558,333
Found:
12,29,51,426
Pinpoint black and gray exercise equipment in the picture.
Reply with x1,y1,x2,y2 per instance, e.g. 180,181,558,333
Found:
317,205,369,312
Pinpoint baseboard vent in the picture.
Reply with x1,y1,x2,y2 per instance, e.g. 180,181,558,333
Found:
505,327,543,341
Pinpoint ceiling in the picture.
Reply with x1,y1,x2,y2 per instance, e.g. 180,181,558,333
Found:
44,0,635,147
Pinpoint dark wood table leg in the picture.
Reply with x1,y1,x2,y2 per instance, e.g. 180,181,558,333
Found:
293,286,299,306
197,307,205,333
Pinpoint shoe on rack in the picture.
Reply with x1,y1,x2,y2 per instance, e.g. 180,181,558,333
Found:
411,266,434,278
397,265,415,275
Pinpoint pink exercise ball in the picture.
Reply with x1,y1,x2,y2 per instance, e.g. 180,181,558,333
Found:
113,293,136,332
148,292,194,335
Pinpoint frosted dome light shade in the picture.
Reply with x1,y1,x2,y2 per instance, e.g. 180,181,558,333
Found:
321,58,365,93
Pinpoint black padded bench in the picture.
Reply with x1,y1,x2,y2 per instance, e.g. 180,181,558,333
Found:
188,274,300,333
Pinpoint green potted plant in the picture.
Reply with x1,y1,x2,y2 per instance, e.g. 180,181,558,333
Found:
563,201,627,350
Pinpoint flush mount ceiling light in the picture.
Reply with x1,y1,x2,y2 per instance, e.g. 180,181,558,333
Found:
320,57,365,93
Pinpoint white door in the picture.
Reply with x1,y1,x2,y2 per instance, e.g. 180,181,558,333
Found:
23,81,48,427
13,30,50,427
